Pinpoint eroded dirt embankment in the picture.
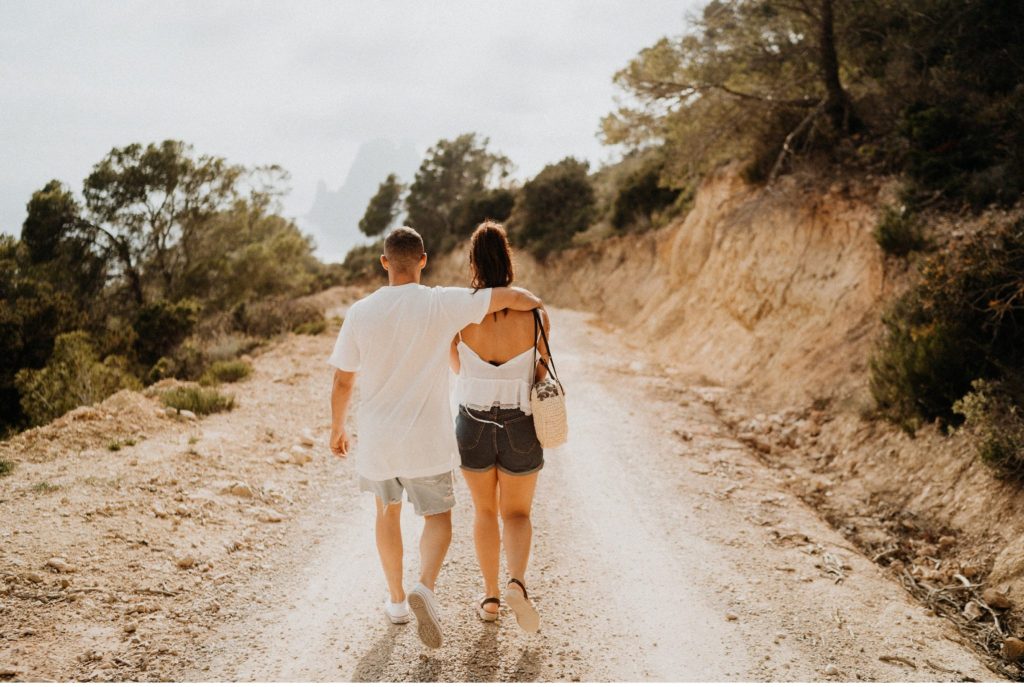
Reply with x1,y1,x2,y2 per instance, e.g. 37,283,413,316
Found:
433,166,1024,675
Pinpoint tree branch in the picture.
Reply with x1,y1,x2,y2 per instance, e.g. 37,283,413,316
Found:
768,98,826,184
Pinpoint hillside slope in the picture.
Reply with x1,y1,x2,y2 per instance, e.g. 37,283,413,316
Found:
430,167,1024,674
434,166,890,407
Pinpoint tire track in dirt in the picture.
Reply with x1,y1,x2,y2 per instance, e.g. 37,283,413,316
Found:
181,308,998,681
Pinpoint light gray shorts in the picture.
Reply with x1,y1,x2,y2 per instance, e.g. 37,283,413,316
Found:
359,471,455,516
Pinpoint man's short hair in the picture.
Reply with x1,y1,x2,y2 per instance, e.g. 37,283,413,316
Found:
383,226,425,271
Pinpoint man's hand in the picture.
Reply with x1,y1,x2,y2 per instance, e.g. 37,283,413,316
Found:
330,427,350,457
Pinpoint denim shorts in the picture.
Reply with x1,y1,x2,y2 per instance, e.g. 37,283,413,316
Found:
456,405,544,475
359,471,455,516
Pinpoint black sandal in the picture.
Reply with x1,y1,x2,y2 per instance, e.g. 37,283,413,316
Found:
477,594,500,621
505,578,540,633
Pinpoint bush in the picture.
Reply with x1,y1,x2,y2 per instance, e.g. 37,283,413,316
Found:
611,157,679,231
0,460,13,477
231,298,323,339
160,385,235,416
954,379,1024,477
871,218,1024,430
294,319,327,336
133,299,201,366
199,359,252,386
512,157,596,258
452,188,516,237
14,331,141,426
874,206,926,257
338,240,386,284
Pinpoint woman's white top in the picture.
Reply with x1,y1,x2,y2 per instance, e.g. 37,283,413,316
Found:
455,341,536,415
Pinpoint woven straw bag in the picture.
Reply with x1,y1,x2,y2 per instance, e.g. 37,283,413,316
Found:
531,309,567,448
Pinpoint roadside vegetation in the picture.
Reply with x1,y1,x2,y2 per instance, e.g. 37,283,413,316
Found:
160,385,236,417
2,141,337,434
353,0,1024,478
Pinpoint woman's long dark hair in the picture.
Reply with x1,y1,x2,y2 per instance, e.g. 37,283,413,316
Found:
469,220,514,290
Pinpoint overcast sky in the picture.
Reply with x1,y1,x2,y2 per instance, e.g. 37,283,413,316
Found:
0,0,704,257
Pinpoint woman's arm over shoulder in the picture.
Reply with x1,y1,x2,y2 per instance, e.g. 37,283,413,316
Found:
488,286,542,314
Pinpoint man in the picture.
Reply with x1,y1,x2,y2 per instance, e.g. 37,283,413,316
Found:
328,226,543,649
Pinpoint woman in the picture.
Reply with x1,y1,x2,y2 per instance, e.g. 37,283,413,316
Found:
450,220,549,633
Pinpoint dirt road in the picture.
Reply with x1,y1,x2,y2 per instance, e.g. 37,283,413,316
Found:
189,308,994,681
0,306,1000,681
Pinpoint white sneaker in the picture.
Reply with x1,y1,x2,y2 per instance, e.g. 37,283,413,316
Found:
407,582,443,648
384,598,411,624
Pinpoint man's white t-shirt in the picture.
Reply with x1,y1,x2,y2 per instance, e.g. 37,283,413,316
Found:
328,283,493,481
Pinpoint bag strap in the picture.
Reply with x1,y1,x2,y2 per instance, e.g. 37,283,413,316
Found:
532,309,563,392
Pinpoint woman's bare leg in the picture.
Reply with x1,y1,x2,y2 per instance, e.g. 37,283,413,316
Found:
496,470,539,588
461,468,501,613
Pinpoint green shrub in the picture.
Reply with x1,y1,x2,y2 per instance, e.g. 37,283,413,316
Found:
954,380,1024,477
339,240,386,284
203,333,261,362
294,319,327,336
512,157,596,258
107,440,122,452
199,359,252,386
160,386,235,416
871,218,1024,430
32,481,59,493
133,299,201,366
452,188,516,237
874,206,926,257
14,331,141,427
0,460,13,477
611,157,679,231
232,298,323,339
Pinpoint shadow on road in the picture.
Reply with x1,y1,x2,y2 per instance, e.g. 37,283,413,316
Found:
352,624,402,682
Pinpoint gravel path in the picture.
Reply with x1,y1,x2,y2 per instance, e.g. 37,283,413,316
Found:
180,308,997,682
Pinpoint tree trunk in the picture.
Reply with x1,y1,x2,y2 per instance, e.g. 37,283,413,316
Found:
818,0,854,132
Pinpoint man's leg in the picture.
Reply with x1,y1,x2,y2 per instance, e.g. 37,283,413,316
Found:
405,473,455,649
418,509,452,591
374,497,405,603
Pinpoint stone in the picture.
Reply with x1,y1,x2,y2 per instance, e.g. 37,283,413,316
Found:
823,664,839,676
1003,638,1024,661
299,430,316,448
982,588,1012,610
988,533,1024,608
227,483,254,499
290,448,312,465
179,409,197,420
961,563,981,578
963,600,984,621
45,557,76,573
176,555,197,570
938,535,956,549
24,571,43,583
258,509,284,523
725,612,738,621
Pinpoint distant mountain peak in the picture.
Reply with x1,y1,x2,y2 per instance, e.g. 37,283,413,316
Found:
306,138,420,263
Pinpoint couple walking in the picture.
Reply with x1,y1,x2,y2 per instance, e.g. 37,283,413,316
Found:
328,221,551,648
